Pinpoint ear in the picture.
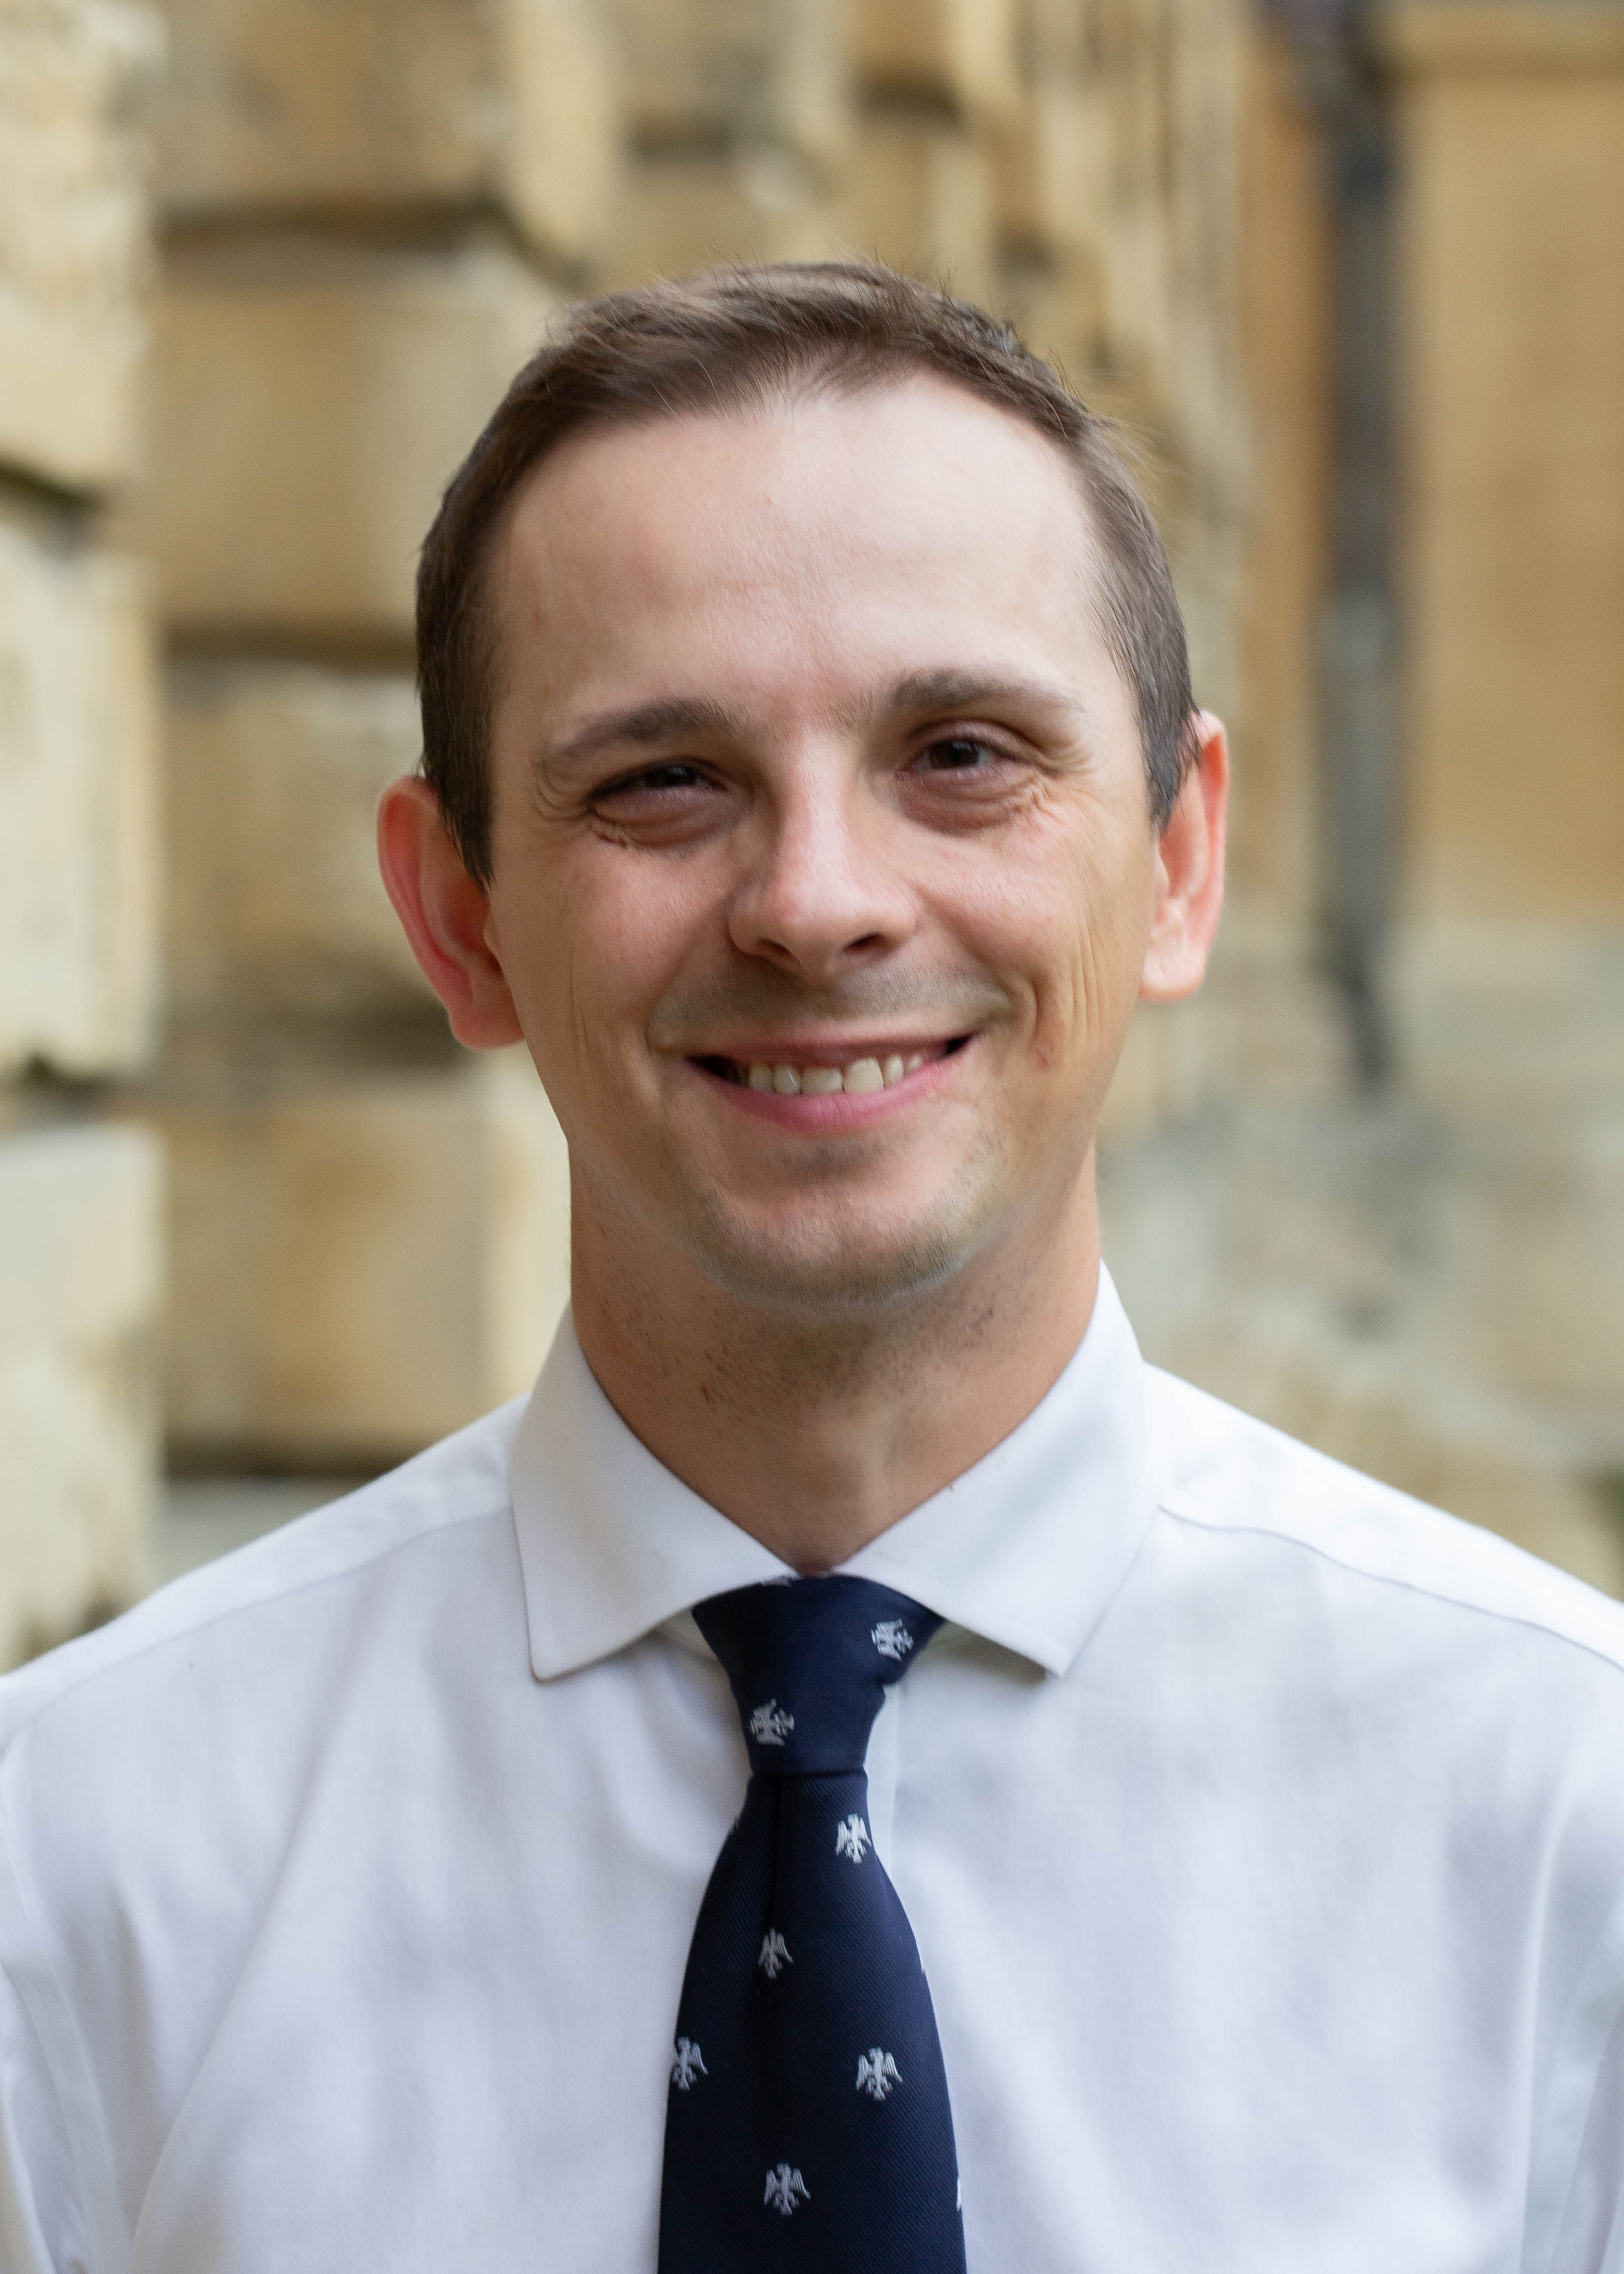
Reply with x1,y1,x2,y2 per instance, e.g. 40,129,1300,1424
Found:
376,777,526,1048
1139,711,1228,1002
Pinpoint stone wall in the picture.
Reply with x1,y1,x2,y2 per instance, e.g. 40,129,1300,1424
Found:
140,0,1258,1472
1382,0,1624,1505
5,0,1617,1638
1102,2,1624,1594
0,0,165,1665
141,0,600,1464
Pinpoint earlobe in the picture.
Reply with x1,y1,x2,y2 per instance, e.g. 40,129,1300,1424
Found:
1139,711,1229,1004
375,777,526,1049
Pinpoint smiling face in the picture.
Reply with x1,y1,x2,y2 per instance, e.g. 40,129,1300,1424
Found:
475,377,1172,1319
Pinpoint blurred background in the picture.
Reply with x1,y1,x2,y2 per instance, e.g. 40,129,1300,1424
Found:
0,0,1620,1661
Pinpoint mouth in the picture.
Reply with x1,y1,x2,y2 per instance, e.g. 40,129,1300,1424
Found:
689,1036,971,1096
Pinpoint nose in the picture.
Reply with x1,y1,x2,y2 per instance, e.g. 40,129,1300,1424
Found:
726,757,917,983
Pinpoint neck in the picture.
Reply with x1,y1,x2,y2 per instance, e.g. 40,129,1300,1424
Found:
569,1163,1102,1571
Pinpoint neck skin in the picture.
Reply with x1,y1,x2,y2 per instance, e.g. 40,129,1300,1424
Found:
569,1150,1101,1573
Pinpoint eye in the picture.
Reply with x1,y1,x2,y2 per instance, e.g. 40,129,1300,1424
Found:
898,725,1036,831
916,735,997,772
595,761,710,800
585,756,733,848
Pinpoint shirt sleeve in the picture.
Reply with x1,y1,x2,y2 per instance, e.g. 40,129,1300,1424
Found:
0,1966,84,2274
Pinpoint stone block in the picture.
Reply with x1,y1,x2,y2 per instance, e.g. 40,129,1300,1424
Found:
0,1120,164,1668
1232,22,1333,927
612,0,847,173
166,660,430,1019
1097,918,1351,1150
998,249,1106,388
1000,263,1251,737
1163,0,1246,465
0,0,159,491
149,243,558,640
1376,1,1624,74
160,1051,571,1463
1015,0,1089,76
1390,922,1624,1116
1101,1077,1624,1588
150,0,618,263
1389,14,1624,921
0,512,159,1076
1095,184,1177,417
990,83,1108,259
603,152,843,288
1426,1119,1624,1432
852,0,1019,121
846,116,996,310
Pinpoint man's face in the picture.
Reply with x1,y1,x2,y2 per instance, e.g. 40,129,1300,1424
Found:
481,378,1166,1315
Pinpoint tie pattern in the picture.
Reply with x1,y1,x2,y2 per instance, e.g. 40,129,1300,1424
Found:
658,1575,967,2271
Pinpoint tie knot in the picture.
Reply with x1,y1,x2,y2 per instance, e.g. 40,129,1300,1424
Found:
693,1575,941,1777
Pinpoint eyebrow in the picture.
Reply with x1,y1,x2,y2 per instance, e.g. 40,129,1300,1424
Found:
536,669,1080,780
539,696,747,778
872,669,1079,725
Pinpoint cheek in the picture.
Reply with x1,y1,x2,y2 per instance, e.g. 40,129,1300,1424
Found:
494,849,703,1095
998,833,1157,1069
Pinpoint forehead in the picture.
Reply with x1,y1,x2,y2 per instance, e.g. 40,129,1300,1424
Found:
488,376,1120,725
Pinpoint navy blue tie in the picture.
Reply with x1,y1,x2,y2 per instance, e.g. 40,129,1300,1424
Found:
658,1575,967,2271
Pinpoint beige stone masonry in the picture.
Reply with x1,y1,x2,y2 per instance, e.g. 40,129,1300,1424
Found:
1099,916,1352,1150
128,0,1261,1512
846,114,996,309
852,0,1020,121
1425,1120,1624,1427
1101,1094,1624,1587
1232,23,1332,926
604,151,842,288
1016,0,1090,77
1390,922,1624,1113
151,0,618,263
990,82,1109,260
0,0,158,491
149,241,557,640
166,661,429,1019
1387,0,1624,922
1376,1,1624,73
0,514,158,1076
160,1051,570,1463
612,0,847,174
1387,921,1624,1432
0,1120,164,1667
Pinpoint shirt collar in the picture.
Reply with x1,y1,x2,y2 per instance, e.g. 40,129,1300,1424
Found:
509,1265,1155,1681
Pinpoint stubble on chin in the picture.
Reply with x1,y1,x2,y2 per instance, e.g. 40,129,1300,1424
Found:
662,1136,1012,1322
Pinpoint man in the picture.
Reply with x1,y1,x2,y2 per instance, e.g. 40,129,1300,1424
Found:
2,262,1622,2272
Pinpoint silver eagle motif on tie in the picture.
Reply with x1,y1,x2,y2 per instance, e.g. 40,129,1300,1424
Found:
763,2164,811,2215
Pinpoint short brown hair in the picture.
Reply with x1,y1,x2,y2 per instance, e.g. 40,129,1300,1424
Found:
416,260,1195,883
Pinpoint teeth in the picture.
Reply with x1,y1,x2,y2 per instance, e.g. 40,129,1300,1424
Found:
742,1053,935,1095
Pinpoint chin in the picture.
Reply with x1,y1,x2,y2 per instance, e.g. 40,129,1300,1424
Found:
674,1192,997,1319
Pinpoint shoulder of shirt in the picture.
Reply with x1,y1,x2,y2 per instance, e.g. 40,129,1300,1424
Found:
0,1394,529,1748
1147,1364,1624,1678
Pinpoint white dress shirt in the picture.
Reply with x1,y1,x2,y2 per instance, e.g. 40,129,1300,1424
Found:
3,1268,1624,2272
